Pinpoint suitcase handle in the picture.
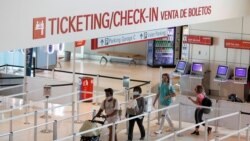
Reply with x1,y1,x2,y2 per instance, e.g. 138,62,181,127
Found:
92,115,107,124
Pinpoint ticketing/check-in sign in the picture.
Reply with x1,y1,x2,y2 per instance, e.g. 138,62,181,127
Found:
33,17,46,39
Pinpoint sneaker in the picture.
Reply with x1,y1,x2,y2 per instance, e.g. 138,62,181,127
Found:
191,131,199,136
154,130,162,134
207,127,212,135
166,127,175,132
139,137,145,140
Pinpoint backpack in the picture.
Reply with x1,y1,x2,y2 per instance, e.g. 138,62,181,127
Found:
201,97,212,114
228,94,243,103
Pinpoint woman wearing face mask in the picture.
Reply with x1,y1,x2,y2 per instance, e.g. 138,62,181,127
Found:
96,88,119,141
127,86,145,141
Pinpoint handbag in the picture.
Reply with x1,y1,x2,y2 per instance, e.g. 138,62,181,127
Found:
126,99,139,115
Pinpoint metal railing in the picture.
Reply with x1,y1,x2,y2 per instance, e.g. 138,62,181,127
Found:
0,84,23,91
156,103,241,141
212,124,250,141
54,104,180,141
0,92,156,141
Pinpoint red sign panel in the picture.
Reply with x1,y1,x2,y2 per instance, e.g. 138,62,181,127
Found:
75,40,86,47
225,39,250,49
186,35,213,45
33,17,46,39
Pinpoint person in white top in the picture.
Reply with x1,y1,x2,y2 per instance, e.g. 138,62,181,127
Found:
96,88,119,141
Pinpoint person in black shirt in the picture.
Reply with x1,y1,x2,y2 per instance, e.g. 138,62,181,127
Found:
127,86,145,141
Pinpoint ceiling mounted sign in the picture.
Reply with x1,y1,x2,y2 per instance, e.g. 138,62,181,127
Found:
0,0,250,51
225,39,250,49
186,35,213,45
75,40,86,47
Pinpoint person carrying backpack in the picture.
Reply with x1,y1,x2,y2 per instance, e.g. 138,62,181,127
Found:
188,85,212,136
126,86,145,141
96,88,119,141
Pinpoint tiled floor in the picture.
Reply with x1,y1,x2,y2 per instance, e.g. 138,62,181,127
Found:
0,59,247,141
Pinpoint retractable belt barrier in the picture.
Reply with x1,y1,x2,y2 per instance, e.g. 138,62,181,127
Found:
48,83,73,87
241,111,250,115
0,77,24,79
1,95,246,141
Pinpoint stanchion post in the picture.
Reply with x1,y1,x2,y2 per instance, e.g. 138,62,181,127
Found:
173,131,177,141
41,86,52,133
9,132,13,141
53,120,58,140
23,72,30,124
72,101,75,134
147,81,151,94
112,123,115,141
238,113,241,141
178,103,182,131
95,74,100,105
24,100,30,124
73,133,76,141
92,109,97,119
34,111,38,141
177,104,183,137
147,112,151,141
74,100,82,124
158,66,163,124
246,124,249,141
204,119,208,141
9,106,13,133
124,87,130,134
52,68,55,79
215,100,219,133
45,98,49,129
215,135,220,141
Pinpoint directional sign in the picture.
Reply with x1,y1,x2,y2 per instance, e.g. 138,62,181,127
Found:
91,28,171,49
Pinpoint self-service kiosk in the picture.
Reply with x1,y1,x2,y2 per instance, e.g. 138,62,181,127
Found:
234,67,248,84
214,65,231,82
213,65,232,100
173,60,190,76
179,62,210,95
217,66,249,101
171,60,190,93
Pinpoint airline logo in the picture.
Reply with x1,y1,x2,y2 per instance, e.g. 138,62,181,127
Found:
33,17,46,39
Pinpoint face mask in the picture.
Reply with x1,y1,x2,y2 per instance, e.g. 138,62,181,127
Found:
106,96,112,100
133,91,140,96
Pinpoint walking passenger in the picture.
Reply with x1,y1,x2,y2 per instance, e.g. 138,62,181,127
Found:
153,73,176,134
188,85,212,135
127,86,145,141
96,88,119,141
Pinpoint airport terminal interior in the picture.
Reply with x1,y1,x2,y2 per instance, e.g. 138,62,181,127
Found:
1,1,250,141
